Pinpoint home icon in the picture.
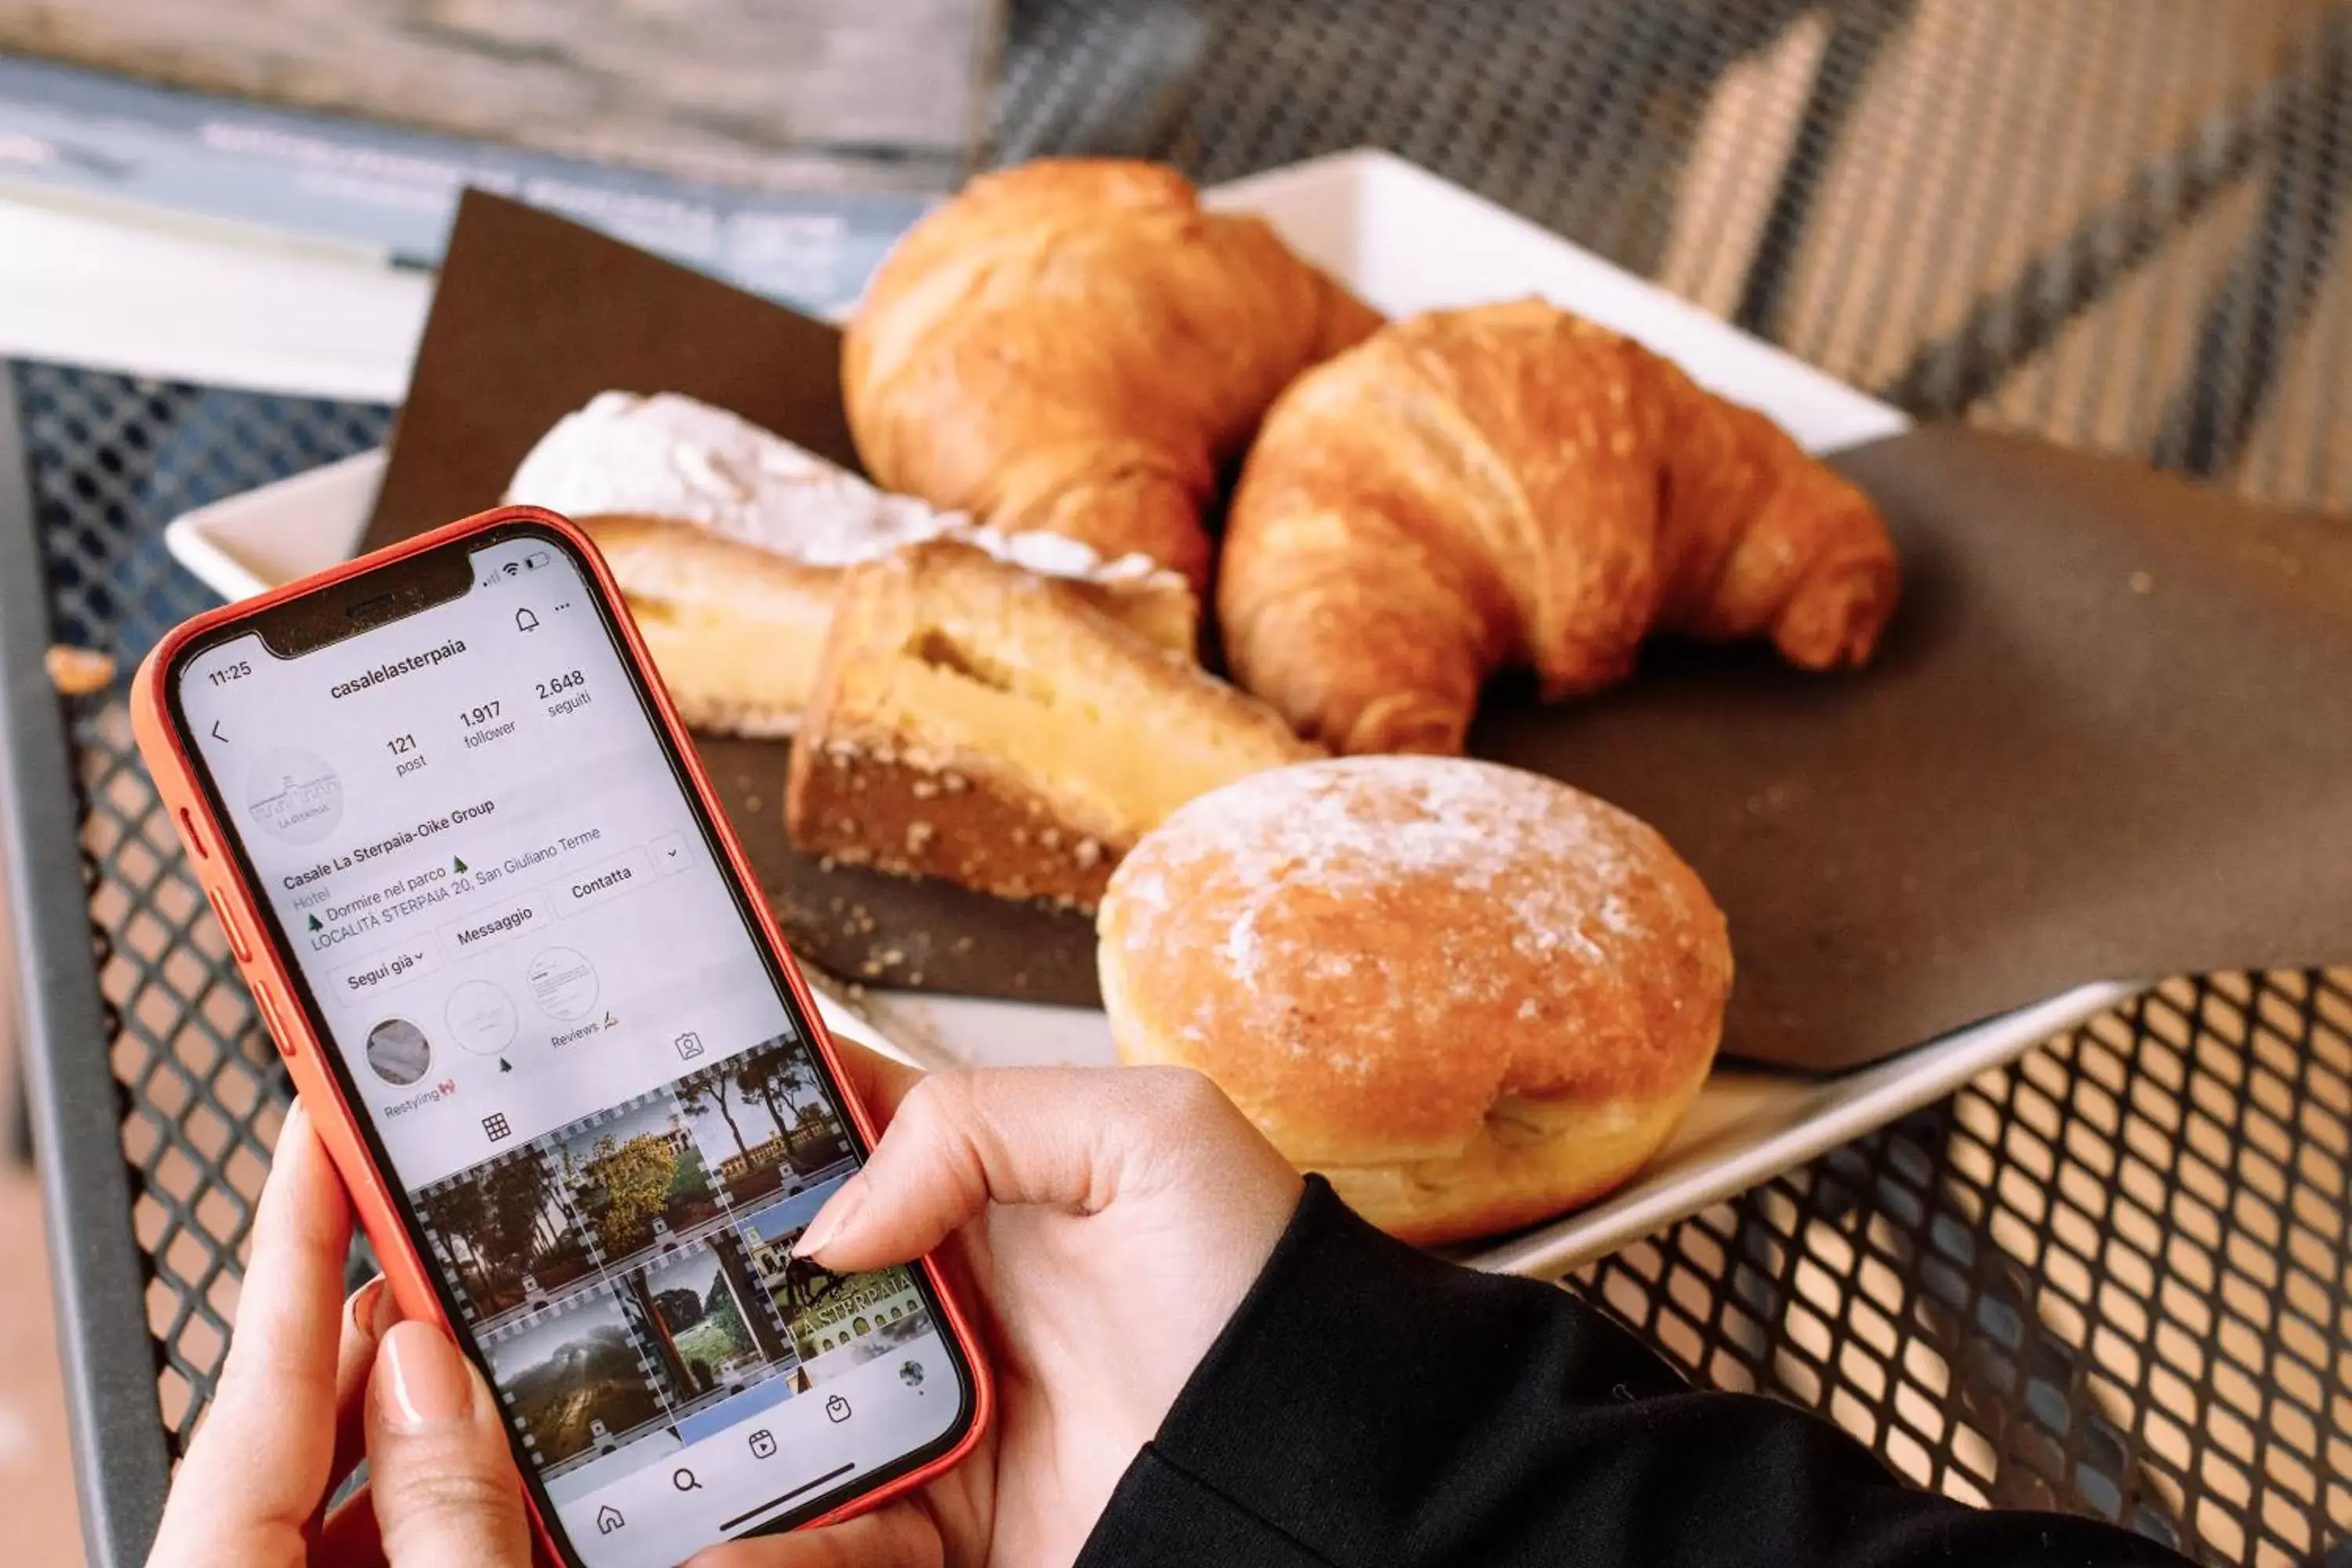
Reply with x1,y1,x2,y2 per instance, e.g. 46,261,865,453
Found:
596,1504,626,1534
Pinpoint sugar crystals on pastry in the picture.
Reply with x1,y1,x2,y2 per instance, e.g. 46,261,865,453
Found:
505,390,1197,736
786,541,1319,909
1098,755,1731,1243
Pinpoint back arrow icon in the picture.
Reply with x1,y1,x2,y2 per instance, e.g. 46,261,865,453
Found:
211,721,227,742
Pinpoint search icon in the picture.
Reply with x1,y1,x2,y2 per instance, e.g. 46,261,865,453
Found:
673,1468,702,1493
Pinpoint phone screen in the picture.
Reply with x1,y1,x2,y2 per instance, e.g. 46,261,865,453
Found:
169,525,972,1563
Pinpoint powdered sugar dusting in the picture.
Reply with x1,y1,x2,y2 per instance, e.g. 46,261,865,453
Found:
1104,754,1729,1155
507,391,1168,583
958,523,1160,583
1163,757,1653,979
1222,905,1265,987
1108,756,1709,1058
1116,868,1171,913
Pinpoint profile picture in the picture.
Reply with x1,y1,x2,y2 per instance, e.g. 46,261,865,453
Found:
243,746,344,845
365,1017,432,1085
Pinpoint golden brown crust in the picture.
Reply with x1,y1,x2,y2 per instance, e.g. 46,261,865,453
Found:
785,540,1319,910
581,512,1200,737
1218,299,1900,755
844,158,1384,590
1097,756,1731,1244
1308,1078,1709,1245
580,513,838,735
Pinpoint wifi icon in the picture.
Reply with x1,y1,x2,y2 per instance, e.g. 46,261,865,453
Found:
503,562,521,578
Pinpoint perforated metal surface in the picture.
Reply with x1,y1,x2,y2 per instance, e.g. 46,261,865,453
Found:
1570,975,2352,1563
996,0,2352,511
6,3,2350,1564
14,364,390,1451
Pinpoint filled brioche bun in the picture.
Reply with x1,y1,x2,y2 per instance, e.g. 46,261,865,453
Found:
1096,756,1730,1245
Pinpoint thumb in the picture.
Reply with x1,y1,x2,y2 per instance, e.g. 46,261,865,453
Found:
794,1065,1269,1272
367,1319,535,1566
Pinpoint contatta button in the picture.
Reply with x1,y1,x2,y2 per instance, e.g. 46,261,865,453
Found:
205,886,254,962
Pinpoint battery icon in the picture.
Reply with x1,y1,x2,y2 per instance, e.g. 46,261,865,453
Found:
524,550,552,571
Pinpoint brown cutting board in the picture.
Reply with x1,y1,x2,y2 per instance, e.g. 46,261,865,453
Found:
366,188,1102,1003
1479,426,2352,1070
369,191,2352,1068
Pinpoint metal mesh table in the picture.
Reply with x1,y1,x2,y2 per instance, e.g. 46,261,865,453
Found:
5,3,2349,1564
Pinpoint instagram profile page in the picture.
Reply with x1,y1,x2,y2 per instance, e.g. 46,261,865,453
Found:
177,536,963,1563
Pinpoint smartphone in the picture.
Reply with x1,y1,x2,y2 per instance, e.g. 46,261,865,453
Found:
133,507,989,1565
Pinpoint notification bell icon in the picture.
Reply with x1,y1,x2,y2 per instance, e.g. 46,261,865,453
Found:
515,608,539,632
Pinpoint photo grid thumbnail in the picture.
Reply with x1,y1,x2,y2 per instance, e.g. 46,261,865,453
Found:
411,1030,936,1485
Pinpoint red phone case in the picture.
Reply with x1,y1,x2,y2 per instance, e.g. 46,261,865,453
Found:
132,506,992,1559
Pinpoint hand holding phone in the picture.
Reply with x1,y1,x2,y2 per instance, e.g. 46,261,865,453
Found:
675,1052,1305,1568
144,1040,1302,1568
146,1100,539,1568
136,510,989,1565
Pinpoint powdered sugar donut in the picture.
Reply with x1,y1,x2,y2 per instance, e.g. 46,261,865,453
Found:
1097,756,1730,1244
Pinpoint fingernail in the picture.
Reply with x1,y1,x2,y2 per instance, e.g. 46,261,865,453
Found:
793,1175,866,1258
371,1276,402,1337
378,1321,474,1431
346,1276,390,1343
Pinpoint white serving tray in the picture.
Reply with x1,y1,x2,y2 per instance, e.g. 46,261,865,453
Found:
165,148,2132,1276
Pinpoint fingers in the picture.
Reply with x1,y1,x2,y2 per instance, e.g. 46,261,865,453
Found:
365,1321,533,1566
148,1099,353,1567
825,1036,924,1123
794,1065,1279,1272
328,1275,401,1499
688,1501,943,1568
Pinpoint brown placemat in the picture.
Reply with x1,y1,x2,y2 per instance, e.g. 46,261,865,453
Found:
368,190,1098,1003
367,191,2352,1068
1481,426,2352,1068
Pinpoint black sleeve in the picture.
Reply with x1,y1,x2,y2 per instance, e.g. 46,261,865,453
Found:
1073,1178,2189,1568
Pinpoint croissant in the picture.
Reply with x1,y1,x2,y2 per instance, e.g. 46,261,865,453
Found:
1219,299,1900,754
843,159,1383,590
